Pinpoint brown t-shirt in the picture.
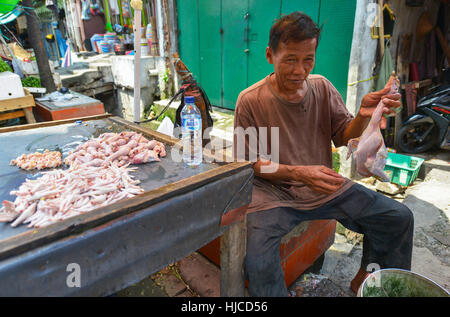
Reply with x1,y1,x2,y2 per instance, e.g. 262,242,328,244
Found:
234,73,355,213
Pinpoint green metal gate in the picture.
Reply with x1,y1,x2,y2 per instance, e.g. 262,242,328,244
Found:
177,0,356,110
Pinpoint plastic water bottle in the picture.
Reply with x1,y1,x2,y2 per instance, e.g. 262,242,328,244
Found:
181,96,202,167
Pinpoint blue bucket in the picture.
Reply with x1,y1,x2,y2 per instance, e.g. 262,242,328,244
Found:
90,34,104,53
99,41,110,53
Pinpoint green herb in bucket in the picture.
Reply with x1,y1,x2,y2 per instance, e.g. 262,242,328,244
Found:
21,76,41,88
362,270,449,297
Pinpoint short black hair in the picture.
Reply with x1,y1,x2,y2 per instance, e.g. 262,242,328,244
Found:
268,11,321,53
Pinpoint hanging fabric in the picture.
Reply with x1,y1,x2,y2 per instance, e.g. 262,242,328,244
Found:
122,0,131,19
374,40,395,91
81,0,91,20
110,0,119,15
89,0,103,16
61,41,73,68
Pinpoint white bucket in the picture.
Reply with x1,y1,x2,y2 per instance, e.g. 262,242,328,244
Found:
140,38,149,56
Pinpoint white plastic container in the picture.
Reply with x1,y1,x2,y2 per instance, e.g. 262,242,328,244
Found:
140,38,149,56
0,71,24,100
16,59,55,75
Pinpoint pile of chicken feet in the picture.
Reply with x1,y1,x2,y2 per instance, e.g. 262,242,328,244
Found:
1,131,166,228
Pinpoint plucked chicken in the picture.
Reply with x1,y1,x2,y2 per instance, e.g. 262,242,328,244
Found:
346,76,399,181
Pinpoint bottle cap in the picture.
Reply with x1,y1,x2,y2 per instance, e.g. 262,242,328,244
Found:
184,96,195,103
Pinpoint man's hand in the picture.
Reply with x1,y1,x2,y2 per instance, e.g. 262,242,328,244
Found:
294,165,346,195
359,73,402,129
254,161,346,195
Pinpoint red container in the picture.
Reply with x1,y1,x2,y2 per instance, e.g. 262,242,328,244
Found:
198,219,336,288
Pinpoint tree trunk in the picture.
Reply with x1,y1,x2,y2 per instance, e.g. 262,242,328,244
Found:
23,0,57,93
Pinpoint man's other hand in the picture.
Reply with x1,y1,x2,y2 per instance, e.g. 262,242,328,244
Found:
295,165,346,195
254,161,346,195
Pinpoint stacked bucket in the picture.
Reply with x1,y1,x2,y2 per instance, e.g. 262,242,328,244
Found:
91,33,118,54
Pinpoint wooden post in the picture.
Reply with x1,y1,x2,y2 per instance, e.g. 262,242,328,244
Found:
131,0,143,123
23,107,36,124
378,0,385,59
220,216,247,297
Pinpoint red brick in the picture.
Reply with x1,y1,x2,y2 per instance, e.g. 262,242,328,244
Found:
177,253,220,297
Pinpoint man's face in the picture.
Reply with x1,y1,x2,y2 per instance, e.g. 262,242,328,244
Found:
266,38,316,94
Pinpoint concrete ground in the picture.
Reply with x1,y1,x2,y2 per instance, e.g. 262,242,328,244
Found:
116,106,450,297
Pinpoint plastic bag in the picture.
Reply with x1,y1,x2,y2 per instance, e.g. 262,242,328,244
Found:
156,116,174,137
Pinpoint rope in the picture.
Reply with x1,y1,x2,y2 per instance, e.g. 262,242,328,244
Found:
0,28,10,41
139,84,190,124
347,75,378,87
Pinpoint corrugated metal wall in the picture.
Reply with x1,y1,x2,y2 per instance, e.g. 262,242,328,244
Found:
177,0,356,109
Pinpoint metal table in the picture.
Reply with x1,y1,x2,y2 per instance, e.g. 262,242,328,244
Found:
0,115,252,296
34,91,105,121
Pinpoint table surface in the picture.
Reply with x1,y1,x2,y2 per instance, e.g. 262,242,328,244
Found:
0,117,252,296
0,118,218,243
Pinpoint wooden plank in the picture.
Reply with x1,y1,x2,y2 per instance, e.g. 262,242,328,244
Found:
0,95,35,112
400,79,433,90
108,116,180,146
0,110,25,121
220,215,247,297
0,113,112,133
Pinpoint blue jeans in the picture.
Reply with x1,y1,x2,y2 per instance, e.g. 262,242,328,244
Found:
244,183,414,297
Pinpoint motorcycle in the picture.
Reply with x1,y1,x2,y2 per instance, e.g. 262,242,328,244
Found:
396,84,450,154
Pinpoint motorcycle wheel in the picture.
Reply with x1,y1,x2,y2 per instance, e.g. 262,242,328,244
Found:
396,122,438,154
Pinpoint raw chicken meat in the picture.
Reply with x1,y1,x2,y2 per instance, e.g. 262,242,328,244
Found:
64,131,166,167
10,149,62,170
346,77,399,182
